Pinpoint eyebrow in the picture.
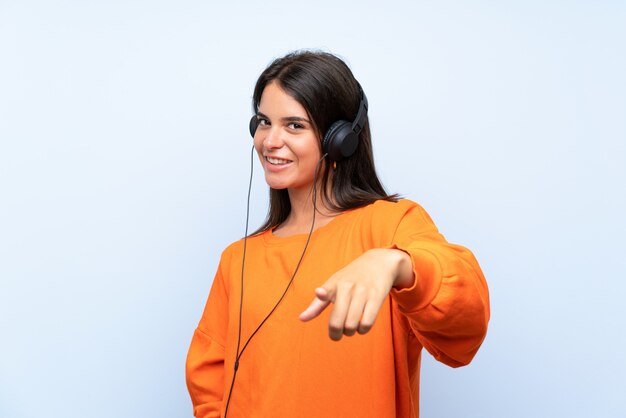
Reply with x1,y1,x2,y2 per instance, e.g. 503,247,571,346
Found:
256,112,311,124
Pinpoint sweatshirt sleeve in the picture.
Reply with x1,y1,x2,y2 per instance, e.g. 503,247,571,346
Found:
185,256,230,417
388,202,490,368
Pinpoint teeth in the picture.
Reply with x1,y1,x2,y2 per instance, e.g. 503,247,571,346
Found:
267,157,291,165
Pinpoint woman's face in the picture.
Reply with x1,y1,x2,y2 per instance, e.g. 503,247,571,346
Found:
253,81,322,192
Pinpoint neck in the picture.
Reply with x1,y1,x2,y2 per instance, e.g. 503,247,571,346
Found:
286,184,328,224
271,182,336,236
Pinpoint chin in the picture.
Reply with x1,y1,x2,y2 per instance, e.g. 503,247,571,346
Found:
264,184,283,190
264,176,290,190
264,173,315,192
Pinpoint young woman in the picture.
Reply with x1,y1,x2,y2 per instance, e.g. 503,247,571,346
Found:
186,50,490,418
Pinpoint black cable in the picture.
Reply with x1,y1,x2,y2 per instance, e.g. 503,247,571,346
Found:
223,144,255,417
224,150,328,417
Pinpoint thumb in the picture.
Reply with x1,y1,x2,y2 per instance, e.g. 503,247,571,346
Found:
314,286,335,302
299,285,335,322
299,295,330,322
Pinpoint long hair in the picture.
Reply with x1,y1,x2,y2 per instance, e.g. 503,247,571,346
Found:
252,50,398,234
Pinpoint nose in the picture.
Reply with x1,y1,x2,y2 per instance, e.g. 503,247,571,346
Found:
262,127,284,150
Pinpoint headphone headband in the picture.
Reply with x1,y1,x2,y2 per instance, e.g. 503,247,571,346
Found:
351,83,368,135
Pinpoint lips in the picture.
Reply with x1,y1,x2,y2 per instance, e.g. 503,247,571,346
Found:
265,156,293,165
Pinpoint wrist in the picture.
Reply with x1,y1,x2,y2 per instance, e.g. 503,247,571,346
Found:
368,248,414,290
391,249,415,290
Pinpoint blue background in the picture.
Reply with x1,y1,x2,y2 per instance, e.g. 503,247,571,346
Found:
1,1,625,417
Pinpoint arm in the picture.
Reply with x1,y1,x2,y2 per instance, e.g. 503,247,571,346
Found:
300,202,489,366
186,261,229,417
388,204,490,367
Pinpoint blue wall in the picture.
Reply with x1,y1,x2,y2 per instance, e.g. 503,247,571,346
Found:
1,1,624,417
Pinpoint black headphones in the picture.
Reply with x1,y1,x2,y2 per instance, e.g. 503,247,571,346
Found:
249,84,368,162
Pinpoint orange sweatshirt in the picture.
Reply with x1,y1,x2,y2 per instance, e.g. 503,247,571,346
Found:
186,199,490,418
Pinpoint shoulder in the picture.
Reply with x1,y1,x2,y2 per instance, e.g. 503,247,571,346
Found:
340,199,431,245
370,198,438,229
370,198,416,214
342,198,418,220
218,231,266,266
360,198,431,222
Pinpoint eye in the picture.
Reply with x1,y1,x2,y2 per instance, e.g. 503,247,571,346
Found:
257,117,270,126
287,122,304,130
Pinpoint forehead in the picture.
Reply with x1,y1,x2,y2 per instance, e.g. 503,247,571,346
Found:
258,81,308,117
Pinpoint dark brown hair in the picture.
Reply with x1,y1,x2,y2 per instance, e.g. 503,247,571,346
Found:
252,50,398,234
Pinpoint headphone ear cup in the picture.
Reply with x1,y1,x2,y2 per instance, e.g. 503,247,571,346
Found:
322,121,345,150
323,120,358,161
249,116,259,138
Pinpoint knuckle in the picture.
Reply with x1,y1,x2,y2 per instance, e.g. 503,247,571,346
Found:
343,318,358,328
343,321,358,332
358,321,373,334
343,328,357,336
353,284,368,296
328,322,343,333
361,317,374,328
337,281,354,292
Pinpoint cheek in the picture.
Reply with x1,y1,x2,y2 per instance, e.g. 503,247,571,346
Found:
294,137,322,160
253,135,261,150
253,137,264,156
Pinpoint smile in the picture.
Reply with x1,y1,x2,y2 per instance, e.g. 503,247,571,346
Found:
266,156,293,165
